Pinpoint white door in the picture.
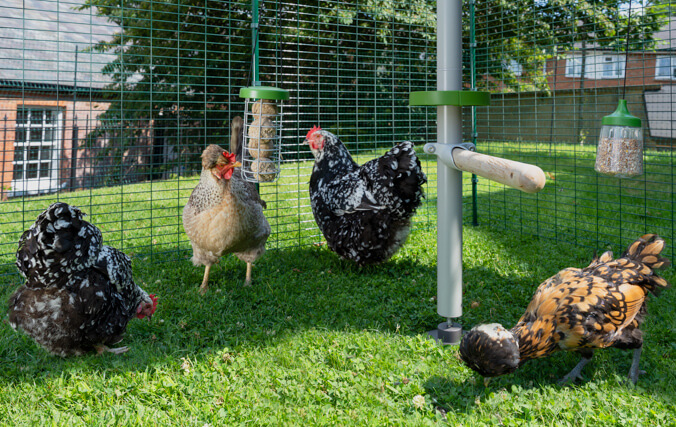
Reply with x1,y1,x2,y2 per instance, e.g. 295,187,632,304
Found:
11,108,63,196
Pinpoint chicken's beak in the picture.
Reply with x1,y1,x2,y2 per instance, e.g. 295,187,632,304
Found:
231,161,242,169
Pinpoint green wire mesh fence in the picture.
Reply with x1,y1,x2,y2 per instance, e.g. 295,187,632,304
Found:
0,0,438,280
1,0,676,282
467,0,676,260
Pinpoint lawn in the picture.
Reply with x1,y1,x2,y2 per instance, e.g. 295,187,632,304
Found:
0,143,674,425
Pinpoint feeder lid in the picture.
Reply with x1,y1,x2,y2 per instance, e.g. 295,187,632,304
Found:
239,86,289,101
601,99,641,128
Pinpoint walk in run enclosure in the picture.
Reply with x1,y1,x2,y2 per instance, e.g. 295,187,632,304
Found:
1,0,676,278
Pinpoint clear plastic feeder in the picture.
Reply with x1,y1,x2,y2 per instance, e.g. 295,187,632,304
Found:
595,100,643,178
239,86,289,183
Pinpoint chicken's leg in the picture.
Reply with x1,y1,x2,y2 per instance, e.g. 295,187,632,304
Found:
244,262,252,287
199,265,211,295
94,344,129,355
627,347,645,385
559,355,592,385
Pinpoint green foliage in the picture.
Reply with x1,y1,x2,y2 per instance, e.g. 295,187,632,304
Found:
77,0,437,172
469,0,669,91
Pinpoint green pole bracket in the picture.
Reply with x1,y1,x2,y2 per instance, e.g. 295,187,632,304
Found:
409,90,490,106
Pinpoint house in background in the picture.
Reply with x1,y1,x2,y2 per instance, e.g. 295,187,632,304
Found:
479,17,676,149
0,0,162,200
0,0,117,199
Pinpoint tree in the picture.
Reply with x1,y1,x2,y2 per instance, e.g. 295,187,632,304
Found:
79,0,668,181
467,0,668,92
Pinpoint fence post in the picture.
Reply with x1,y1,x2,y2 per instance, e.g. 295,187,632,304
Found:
1,115,6,199
70,116,79,190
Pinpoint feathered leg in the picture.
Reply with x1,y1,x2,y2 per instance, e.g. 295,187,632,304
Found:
628,347,644,385
244,262,252,287
199,265,211,295
559,349,593,384
95,345,129,355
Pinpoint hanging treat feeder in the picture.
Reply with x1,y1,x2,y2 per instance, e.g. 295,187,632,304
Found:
595,99,643,178
239,86,290,183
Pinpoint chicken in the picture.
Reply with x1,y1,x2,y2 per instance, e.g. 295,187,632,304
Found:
9,202,157,356
459,234,671,385
305,127,427,265
183,117,270,292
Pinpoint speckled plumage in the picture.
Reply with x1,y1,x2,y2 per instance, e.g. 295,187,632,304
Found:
183,117,270,290
459,234,671,383
306,129,426,265
9,203,155,356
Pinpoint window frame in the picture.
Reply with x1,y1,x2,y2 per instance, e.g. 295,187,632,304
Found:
11,107,63,196
655,56,676,80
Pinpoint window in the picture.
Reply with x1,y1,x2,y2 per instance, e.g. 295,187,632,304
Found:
565,56,583,77
565,54,625,79
12,108,62,195
504,59,523,76
656,56,676,80
601,56,624,78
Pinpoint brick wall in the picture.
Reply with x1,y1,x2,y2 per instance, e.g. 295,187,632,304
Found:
546,52,663,91
0,91,109,199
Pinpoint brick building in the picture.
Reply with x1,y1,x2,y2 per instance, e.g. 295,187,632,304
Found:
0,0,156,199
479,18,676,148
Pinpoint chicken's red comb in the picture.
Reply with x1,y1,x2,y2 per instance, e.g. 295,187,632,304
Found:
222,151,237,163
306,125,322,140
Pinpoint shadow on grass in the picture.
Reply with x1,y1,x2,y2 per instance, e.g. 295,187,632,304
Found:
0,241,440,383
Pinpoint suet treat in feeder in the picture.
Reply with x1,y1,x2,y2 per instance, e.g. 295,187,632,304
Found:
595,100,643,178
252,99,278,116
238,86,289,183
250,158,277,182
248,118,276,147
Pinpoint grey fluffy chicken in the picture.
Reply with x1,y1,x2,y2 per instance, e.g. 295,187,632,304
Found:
459,234,671,384
183,117,270,293
9,202,157,356
305,126,427,265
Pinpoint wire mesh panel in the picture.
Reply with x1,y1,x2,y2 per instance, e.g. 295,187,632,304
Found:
466,1,676,259
0,0,438,280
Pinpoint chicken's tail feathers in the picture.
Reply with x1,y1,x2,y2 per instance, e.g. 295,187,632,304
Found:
376,141,427,205
16,202,102,287
622,234,671,295
230,116,244,159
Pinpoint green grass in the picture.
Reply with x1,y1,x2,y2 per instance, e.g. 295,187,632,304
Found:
0,143,674,425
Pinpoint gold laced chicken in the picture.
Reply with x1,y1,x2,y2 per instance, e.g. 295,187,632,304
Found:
183,117,270,293
459,234,671,384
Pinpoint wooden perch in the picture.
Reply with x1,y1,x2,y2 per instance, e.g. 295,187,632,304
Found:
451,147,546,193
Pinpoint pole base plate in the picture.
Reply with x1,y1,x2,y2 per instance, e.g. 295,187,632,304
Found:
427,322,462,345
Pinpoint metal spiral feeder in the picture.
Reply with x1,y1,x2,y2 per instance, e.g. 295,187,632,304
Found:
239,86,290,183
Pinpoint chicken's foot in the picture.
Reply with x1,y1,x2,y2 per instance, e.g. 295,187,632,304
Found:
244,262,252,287
199,265,211,295
95,345,129,355
559,356,592,385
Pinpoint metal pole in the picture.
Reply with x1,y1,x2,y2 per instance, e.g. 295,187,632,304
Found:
252,0,260,86
470,0,479,226
429,0,463,345
70,46,79,191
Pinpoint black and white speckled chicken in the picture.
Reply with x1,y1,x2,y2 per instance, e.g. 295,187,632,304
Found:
305,127,427,265
459,234,670,384
9,202,157,356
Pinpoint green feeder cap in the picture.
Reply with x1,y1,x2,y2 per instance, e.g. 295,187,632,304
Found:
239,86,289,101
601,99,641,128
